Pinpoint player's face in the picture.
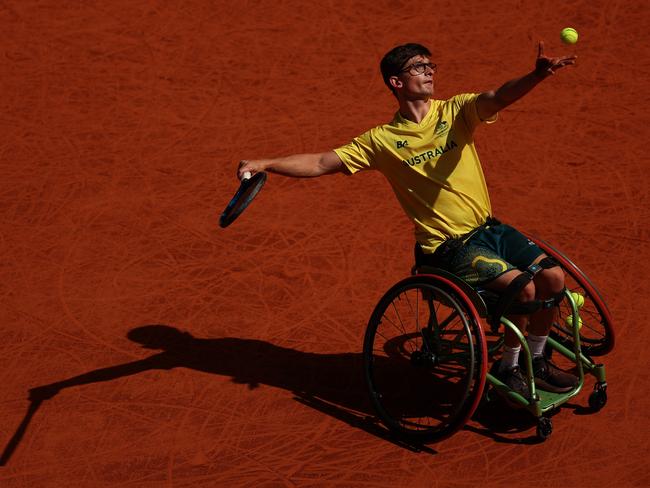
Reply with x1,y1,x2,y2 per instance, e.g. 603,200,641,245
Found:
396,55,436,99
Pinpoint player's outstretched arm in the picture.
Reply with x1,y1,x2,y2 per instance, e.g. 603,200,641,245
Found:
476,41,577,121
238,151,344,180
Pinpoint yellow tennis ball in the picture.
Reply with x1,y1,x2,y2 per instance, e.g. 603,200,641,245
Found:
565,315,583,330
561,27,578,45
570,291,585,308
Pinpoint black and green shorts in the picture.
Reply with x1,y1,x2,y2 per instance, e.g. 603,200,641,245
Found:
417,223,544,287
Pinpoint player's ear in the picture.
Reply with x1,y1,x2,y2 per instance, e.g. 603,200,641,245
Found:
389,76,402,90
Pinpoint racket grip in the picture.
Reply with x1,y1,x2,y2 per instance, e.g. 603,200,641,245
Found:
242,171,252,181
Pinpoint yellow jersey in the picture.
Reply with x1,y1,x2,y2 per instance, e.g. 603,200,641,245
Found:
334,93,496,253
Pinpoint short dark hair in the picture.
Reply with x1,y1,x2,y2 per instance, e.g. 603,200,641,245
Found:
380,43,431,95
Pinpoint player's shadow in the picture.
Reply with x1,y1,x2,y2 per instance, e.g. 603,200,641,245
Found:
1,325,436,465
5,324,565,462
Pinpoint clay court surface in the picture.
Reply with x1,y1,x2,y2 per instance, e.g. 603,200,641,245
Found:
2,0,649,486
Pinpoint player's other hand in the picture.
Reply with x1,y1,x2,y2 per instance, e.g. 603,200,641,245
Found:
237,159,266,180
535,41,577,78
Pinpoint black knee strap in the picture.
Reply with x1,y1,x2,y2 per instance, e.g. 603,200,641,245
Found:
518,289,566,312
538,256,559,269
544,288,566,308
490,288,566,332
488,263,558,331
507,299,542,315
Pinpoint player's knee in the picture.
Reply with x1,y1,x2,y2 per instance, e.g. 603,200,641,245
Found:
517,281,536,303
537,266,565,296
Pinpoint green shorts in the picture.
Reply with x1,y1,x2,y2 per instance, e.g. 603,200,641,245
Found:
418,223,544,287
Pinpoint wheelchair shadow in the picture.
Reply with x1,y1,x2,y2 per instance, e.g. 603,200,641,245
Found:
468,392,579,444
467,397,544,444
1,325,435,465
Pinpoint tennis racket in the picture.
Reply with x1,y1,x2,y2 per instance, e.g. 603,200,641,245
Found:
219,171,267,228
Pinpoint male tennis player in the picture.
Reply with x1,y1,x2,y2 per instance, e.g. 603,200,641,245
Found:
237,42,578,397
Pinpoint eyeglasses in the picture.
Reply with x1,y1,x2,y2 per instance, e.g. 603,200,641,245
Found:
400,62,437,76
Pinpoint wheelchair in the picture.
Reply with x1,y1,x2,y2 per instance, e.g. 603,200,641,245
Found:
362,232,613,442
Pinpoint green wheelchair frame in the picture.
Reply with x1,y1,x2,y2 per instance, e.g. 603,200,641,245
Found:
363,234,613,442
487,291,608,439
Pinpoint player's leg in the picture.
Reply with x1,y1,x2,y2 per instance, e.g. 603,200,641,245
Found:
526,254,578,391
481,268,536,397
443,241,535,398
528,254,565,337
496,226,578,392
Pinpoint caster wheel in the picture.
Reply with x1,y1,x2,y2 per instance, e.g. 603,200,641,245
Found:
588,384,608,411
536,417,553,441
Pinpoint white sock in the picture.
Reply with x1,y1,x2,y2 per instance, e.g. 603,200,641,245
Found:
527,333,548,358
499,345,521,372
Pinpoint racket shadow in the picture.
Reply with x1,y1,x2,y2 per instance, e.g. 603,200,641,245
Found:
2,324,433,463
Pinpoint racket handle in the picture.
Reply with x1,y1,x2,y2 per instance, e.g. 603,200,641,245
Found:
242,171,252,181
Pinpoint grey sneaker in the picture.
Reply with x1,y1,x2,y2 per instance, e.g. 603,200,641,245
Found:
531,356,579,393
492,362,530,399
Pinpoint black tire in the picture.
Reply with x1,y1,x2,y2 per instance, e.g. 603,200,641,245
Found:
536,417,553,440
588,385,608,411
363,275,488,442
525,233,615,357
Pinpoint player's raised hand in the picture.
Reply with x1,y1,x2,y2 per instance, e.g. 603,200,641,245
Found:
535,41,577,78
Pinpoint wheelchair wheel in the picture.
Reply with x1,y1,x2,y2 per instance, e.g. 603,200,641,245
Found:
363,275,488,442
525,233,615,356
